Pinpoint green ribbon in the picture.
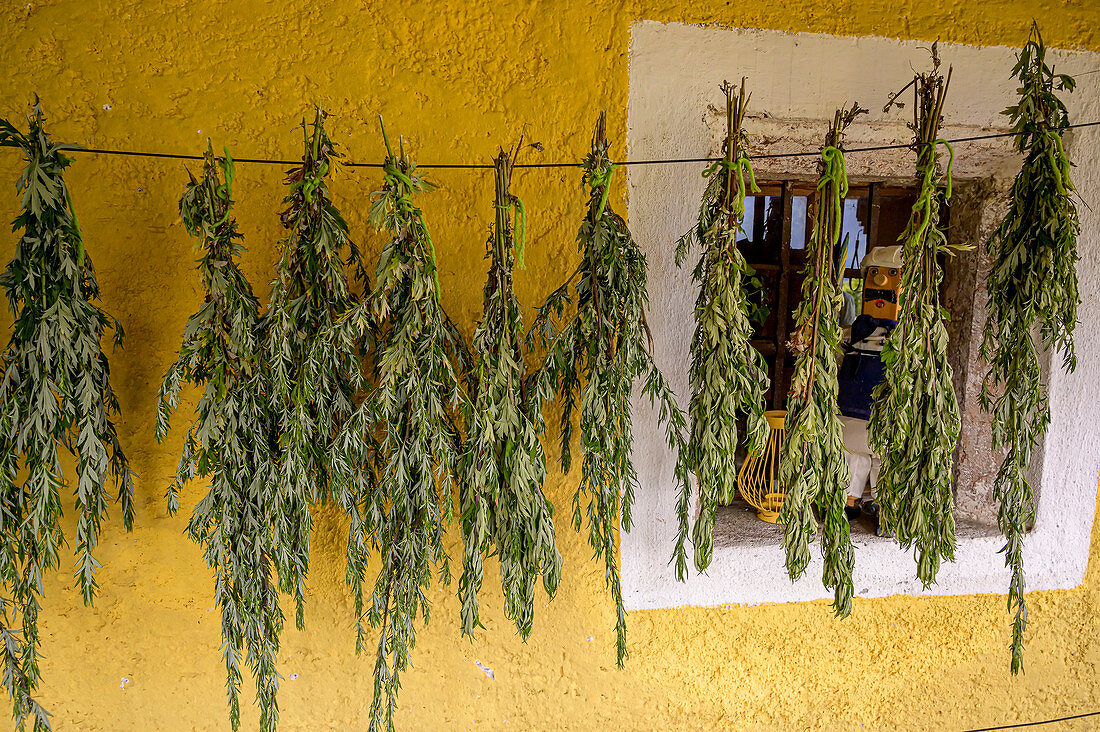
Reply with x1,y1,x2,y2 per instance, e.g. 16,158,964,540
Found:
221,146,235,189
912,139,955,245
819,146,848,250
497,194,527,268
703,153,759,228
589,162,617,219
382,157,415,193
1045,130,1073,195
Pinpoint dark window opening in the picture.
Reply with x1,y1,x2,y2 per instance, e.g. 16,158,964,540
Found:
737,181,924,409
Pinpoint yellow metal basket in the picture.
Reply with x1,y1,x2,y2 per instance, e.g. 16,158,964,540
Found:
736,410,787,523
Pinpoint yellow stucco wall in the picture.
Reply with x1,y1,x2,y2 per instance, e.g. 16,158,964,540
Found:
1,1,1099,729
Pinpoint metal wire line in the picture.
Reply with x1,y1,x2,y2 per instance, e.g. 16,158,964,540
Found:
7,120,1100,170
963,708,1100,731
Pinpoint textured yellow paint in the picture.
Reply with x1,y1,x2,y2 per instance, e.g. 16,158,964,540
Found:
0,1,1099,730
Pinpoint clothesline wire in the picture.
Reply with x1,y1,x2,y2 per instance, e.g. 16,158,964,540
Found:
9,120,1100,170
963,708,1100,731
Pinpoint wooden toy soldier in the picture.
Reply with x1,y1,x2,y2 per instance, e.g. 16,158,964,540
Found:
836,245,903,536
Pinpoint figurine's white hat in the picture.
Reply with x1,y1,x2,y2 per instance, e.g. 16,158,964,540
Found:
860,245,903,271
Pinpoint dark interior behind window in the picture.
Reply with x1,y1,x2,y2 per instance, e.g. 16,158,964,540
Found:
738,182,922,408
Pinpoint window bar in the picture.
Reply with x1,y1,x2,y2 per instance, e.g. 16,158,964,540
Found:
866,182,882,256
773,182,794,410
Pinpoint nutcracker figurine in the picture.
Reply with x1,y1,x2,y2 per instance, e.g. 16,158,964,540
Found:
837,245,903,536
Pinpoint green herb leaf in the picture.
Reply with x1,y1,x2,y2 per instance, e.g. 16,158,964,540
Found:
676,80,770,573
331,123,468,732
0,101,133,732
263,108,365,631
980,23,1080,675
531,112,690,666
778,105,863,617
157,142,279,732
458,148,561,642
869,60,962,591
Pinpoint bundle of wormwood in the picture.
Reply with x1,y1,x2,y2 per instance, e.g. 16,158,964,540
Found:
980,24,1080,674
674,79,769,573
328,124,469,732
532,112,689,665
458,146,561,640
263,108,364,628
0,102,134,732
869,53,969,586
778,105,863,617
156,144,283,732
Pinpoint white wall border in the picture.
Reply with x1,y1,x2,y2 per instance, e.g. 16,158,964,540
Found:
622,22,1100,611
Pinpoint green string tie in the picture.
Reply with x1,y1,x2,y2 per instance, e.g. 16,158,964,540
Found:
497,195,527,268
384,156,441,299
702,154,759,233
221,146,236,188
819,146,849,248
382,157,415,194
911,139,955,246
589,162,617,219
734,154,759,224
1045,130,1073,195
701,157,733,178
208,150,234,230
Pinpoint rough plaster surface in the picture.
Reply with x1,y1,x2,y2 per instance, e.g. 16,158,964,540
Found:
946,177,1010,525
2,2,1100,730
624,22,1100,611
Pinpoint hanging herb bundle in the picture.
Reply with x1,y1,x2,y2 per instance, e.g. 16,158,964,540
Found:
532,112,689,666
674,80,769,572
458,147,561,640
868,56,967,586
979,24,1079,675
330,124,467,732
263,108,364,627
0,102,134,732
155,144,283,732
778,106,863,617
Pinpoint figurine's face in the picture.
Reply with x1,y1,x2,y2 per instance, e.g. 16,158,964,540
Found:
862,265,902,320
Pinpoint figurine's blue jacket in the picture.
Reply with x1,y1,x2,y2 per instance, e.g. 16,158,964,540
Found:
837,314,896,420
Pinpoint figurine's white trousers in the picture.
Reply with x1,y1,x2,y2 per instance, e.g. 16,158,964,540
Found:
840,416,879,500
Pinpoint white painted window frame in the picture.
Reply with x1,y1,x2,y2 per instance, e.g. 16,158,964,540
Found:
622,22,1100,611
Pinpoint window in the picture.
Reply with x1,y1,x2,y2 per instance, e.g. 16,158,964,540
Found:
622,21,1097,613
739,183,921,408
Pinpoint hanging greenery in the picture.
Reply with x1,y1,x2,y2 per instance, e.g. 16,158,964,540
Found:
155,144,283,732
869,55,968,587
778,106,863,617
674,79,770,572
458,147,561,640
980,24,1080,675
0,102,134,732
532,112,689,666
329,123,468,732
263,108,364,627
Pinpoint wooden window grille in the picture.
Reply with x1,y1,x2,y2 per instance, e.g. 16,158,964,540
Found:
740,181,924,408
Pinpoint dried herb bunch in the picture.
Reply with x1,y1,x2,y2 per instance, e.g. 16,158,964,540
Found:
330,124,466,732
0,102,133,732
980,24,1080,674
674,80,770,572
532,113,689,665
156,144,282,732
778,106,862,617
458,148,561,640
869,56,967,586
264,108,363,627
